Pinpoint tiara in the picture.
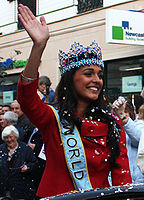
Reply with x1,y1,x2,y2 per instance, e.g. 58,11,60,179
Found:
58,41,104,75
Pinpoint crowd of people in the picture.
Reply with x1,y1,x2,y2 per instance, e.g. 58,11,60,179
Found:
0,3,144,200
0,74,54,199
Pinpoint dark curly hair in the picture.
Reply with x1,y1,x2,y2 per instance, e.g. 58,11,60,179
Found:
53,68,121,167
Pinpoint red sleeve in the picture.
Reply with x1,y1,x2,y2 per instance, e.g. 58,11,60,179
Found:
17,74,56,140
111,117,132,186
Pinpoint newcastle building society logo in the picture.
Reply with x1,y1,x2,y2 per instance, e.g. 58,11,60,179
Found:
112,21,131,40
112,21,144,41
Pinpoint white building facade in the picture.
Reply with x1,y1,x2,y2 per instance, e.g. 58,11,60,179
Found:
0,0,78,35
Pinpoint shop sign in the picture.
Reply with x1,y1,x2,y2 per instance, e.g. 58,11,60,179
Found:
106,9,144,45
3,91,13,104
104,0,133,7
122,75,142,93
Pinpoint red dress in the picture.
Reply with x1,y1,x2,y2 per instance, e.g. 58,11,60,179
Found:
17,76,132,198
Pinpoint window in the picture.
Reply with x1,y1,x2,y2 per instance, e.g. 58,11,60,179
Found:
0,74,20,105
105,55,144,100
18,0,36,30
7,0,15,2
77,0,103,13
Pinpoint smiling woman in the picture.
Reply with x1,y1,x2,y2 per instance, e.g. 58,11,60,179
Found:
2,126,19,151
73,65,103,107
17,4,132,199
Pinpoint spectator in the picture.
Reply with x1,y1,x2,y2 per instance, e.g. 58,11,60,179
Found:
3,111,24,140
137,105,144,174
133,95,144,118
2,105,11,114
112,97,144,183
35,76,54,189
3,111,18,128
17,4,132,198
0,112,4,130
0,105,3,113
32,76,55,189
11,100,35,143
140,87,144,98
137,130,144,175
11,101,44,189
27,128,46,191
11,100,23,119
137,104,144,120
38,75,55,104
0,125,38,200
0,112,4,144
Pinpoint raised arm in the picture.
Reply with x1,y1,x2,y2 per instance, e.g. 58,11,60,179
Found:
112,97,141,146
18,4,50,83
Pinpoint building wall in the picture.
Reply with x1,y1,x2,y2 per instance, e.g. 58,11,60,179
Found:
0,0,144,90
0,0,78,35
0,0,17,34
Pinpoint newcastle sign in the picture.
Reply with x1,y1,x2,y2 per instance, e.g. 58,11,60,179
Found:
106,9,144,45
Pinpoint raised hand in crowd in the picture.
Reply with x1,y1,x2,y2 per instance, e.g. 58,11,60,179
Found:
112,96,129,125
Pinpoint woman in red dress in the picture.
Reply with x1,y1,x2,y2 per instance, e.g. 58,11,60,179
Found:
17,4,132,199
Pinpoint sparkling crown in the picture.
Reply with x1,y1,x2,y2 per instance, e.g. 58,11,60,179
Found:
58,41,104,75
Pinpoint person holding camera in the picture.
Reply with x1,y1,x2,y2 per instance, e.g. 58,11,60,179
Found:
37,75,55,104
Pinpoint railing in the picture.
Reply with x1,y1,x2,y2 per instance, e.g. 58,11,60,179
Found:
77,0,103,13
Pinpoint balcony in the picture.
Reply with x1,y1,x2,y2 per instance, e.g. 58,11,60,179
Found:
78,0,103,13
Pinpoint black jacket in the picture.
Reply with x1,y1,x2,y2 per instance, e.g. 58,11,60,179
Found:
17,114,35,143
28,129,46,190
0,141,38,200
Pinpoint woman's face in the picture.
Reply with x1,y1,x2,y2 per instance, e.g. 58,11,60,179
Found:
4,132,18,149
39,83,47,95
73,64,103,104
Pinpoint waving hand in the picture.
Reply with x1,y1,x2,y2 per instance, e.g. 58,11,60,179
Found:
18,4,50,47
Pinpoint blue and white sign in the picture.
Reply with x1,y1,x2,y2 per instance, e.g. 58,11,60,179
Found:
106,9,144,45
122,75,142,93
3,91,13,104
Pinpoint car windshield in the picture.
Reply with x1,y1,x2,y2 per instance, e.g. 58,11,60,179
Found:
41,184,144,200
